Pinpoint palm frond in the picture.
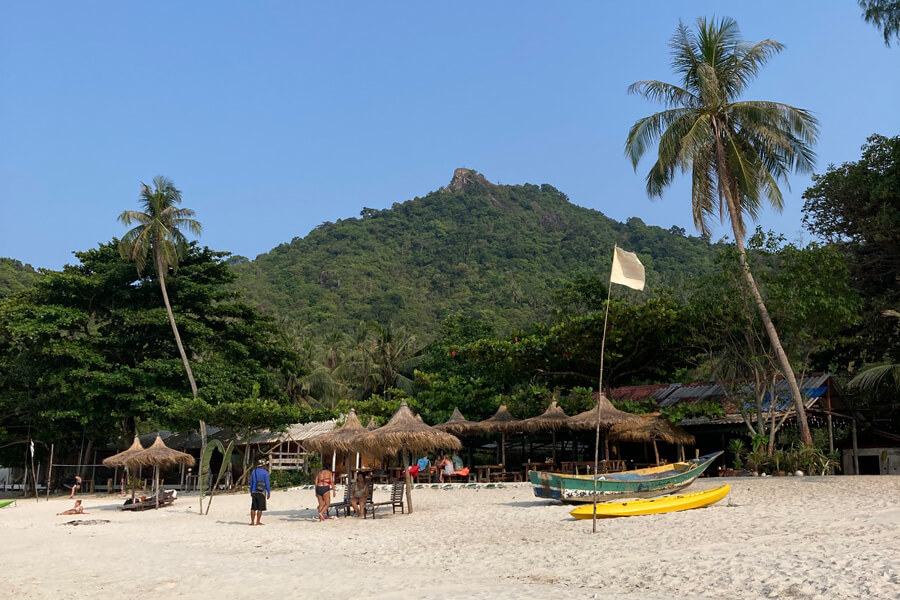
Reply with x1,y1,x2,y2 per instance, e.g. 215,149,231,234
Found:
627,80,698,108
625,108,693,168
849,363,900,391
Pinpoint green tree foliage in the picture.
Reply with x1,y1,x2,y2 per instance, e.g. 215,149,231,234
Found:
859,0,900,45
802,134,900,364
0,258,37,298
0,242,301,461
232,170,720,339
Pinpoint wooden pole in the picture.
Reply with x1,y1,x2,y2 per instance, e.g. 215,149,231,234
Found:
30,441,40,502
851,419,859,475
652,440,660,466
46,444,54,501
592,275,614,534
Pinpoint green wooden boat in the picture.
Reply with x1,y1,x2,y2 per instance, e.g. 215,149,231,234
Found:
529,451,722,504
0,499,16,509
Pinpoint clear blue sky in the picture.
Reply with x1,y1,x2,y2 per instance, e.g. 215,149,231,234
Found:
2,2,898,269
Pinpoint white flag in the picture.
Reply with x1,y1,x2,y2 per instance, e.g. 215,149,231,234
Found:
610,247,645,291
29,440,35,457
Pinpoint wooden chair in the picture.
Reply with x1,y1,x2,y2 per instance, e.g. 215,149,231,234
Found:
327,486,351,517
364,481,405,519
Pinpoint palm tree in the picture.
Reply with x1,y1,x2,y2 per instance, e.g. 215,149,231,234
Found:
624,17,819,444
119,176,205,435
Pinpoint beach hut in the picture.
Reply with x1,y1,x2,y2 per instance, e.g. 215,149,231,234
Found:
102,437,146,498
567,393,641,461
609,413,695,465
519,401,571,465
474,405,521,466
359,402,461,514
130,436,196,509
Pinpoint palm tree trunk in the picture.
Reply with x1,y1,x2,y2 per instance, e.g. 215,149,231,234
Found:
717,164,813,446
155,252,208,448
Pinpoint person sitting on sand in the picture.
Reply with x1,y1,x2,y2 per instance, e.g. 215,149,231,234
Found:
315,466,334,521
349,471,368,517
57,500,84,515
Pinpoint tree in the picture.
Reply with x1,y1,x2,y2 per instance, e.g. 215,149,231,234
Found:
119,176,206,441
859,1,900,46
624,17,819,444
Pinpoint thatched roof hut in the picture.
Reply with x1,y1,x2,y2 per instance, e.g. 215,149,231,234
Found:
130,436,196,469
474,405,521,434
567,394,642,430
609,413,695,445
304,409,369,455
102,437,145,469
520,401,570,433
434,407,481,436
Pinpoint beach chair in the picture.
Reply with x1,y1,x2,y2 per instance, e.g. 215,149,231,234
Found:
327,486,352,517
363,481,405,519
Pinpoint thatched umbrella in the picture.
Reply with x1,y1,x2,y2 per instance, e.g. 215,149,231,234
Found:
305,409,370,481
610,413,695,465
102,437,145,468
130,436,196,509
358,401,461,513
102,437,146,499
365,417,377,431
519,401,570,465
567,394,641,461
474,405,521,466
434,407,481,436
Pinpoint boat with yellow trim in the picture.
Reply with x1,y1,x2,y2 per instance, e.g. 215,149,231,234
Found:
569,484,730,518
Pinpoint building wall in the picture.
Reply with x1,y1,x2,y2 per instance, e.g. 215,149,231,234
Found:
842,448,900,475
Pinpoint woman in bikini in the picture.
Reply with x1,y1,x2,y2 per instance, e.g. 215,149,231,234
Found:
315,467,334,521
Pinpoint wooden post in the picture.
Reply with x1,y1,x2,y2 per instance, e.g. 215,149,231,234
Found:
652,440,660,466
46,444,54,501
30,440,39,502
851,419,859,475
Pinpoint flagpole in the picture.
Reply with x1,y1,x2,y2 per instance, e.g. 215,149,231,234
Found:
592,246,615,534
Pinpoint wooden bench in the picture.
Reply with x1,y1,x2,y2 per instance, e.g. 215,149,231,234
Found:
490,471,522,483
364,482,405,519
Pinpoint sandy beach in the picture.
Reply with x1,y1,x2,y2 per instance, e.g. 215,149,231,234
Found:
1,477,898,600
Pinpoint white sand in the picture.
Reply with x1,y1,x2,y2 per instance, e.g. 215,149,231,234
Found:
1,477,898,600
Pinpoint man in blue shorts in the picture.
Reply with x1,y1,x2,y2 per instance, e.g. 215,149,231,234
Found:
249,462,271,526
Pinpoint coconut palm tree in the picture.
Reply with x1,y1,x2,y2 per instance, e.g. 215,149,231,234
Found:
119,176,205,434
624,17,819,444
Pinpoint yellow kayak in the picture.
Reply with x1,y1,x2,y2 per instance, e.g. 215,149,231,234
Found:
569,484,730,519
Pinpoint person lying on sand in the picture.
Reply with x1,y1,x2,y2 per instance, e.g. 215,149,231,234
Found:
57,500,85,515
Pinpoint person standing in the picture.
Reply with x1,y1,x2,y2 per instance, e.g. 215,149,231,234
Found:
314,466,334,521
249,462,271,526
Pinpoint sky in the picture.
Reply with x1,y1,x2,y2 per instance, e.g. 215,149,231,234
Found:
1,2,898,270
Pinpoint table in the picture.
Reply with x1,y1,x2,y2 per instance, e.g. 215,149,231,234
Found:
475,465,504,482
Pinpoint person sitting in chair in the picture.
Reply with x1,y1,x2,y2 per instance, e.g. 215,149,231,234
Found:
349,472,368,518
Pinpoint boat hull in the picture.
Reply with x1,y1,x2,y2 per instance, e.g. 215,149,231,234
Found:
529,451,722,504
569,484,730,518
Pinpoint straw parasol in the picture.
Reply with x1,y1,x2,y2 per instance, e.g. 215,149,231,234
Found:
519,401,571,466
365,417,377,431
304,409,368,455
474,404,521,466
567,393,641,462
358,401,461,514
130,436,195,509
102,437,145,468
609,413,695,465
434,407,481,436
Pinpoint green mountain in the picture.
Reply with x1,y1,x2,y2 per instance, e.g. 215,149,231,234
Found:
0,258,38,299
233,169,720,337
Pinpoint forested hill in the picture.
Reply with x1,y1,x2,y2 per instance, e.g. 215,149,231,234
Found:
232,169,721,337
0,258,37,298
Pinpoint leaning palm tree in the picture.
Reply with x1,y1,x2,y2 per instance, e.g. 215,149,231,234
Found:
119,176,206,438
625,17,819,444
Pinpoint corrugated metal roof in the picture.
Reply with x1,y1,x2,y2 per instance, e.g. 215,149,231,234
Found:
206,419,340,446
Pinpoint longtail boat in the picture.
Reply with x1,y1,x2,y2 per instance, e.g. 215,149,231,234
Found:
529,451,722,504
569,484,730,518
